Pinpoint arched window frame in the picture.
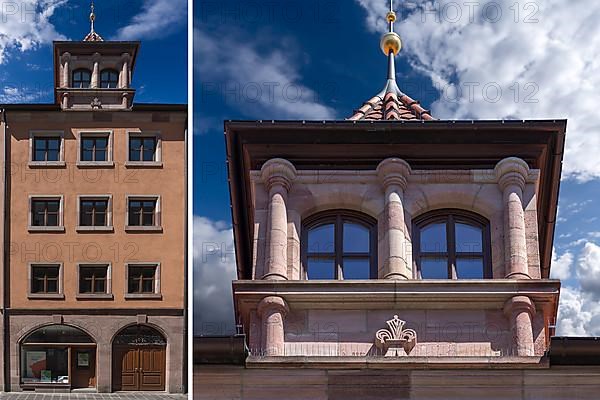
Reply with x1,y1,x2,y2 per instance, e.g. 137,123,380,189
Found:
72,68,91,88
301,210,377,280
100,68,119,89
412,209,492,279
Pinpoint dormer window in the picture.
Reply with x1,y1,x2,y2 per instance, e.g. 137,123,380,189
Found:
100,69,119,88
302,210,377,280
413,209,492,279
72,69,91,88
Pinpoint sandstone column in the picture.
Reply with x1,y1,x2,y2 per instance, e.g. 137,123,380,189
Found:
504,295,536,356
496,157,530,279
376,158,411,279
61,52,71,88
91,52,101,88
120,53,131,88
258,296,289,356
260,158,297,280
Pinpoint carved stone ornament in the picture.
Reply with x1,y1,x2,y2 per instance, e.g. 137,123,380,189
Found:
375,315,417,356
91,97,102,109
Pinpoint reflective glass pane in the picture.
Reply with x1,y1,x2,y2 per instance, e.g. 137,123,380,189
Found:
46,279,58,293
343,222,369,253
307,224,334,254
46,201,59,213
455,223,483,253
94,279,105,293
456,257,484,279
306,257,335,279
420,223,447,252
420,257,448,279
342,258,370,279
80,278,91,293
47,138,60,150
142,279,154,293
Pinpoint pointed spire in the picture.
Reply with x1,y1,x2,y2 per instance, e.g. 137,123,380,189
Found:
84,0,104,42
347,1,434,121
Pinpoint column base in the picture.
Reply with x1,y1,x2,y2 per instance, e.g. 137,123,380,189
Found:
261,273,288,281
505,271,531,279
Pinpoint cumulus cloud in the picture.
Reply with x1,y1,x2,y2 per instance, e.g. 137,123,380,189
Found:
193,216,237,335
0,0,67,64
550,248,573,281
195,27,337,120
356,0,600,181
576,242,600,294
114,0,186,40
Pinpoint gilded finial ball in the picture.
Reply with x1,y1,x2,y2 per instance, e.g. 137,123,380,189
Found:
380,32,402,56
386,11,397,23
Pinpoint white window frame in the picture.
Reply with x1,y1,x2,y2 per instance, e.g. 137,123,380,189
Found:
77,194,113,232
28,195,65,232
76,263,113,299
28,262,64,299
125,195,162,232
76,130,114,167
29,131,65,167
125,130,162,167
124,262,162,299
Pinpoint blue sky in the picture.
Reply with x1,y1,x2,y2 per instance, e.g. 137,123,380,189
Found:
0,0,187,104
195,0,600,336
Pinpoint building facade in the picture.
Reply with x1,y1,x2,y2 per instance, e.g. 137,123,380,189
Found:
195,3,600,399
0,12,187,393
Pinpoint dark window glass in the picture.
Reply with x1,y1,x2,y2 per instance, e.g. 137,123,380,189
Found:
80,199,108,227
128,266,156,294
33,137,61,162
128,199,157,226
72,69,91,88
80,136,108,162
100,69,119,88
31,200,60,227
31,266,60,294
79,266,107,294
304,211,376,280
414,210,491,280
129,136,157,162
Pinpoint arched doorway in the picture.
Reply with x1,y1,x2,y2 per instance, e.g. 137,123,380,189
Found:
20,324,96,390
112,325,166,391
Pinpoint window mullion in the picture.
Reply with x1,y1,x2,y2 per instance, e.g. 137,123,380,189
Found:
448,215,457,279
335,215,343,280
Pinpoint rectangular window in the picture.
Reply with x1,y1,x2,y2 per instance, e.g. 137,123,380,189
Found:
127,266,156,294
128,198,158,226
33,136,61,162
79,265,108,294
80,136,108,162
129,136,157,162
31,199,60,227
31,265,60,294
80,199,108,227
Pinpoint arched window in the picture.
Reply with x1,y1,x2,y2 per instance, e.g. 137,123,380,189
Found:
413,209,491,279
302,210,377,280
100,69,119,88
72,69,91,88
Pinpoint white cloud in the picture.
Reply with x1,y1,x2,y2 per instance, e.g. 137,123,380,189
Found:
195,27,337,120
0,0,67,64
356,0,600,181
0,85,48,103
550,248,573,280
114,0,186,40
556,286,593,336
193,216,237,335
576,242,600,294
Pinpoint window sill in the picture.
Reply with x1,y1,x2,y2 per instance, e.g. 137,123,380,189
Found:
125,225,163,233
76,161,114,168
28,293,65,300
76,226,114,233
28,226,65,233
76,293,114,300
125,161,163,168
28,161,66,168
124,293,162,300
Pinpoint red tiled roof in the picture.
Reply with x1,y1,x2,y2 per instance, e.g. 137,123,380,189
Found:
349,90,434,121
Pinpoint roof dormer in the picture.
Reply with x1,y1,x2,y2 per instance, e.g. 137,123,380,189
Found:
53,2,139,111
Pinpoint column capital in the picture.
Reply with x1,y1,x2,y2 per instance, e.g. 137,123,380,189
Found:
60,52,71,62
503,295,536,317
260,158,297,193
257,296,289,317
377,158,411,191
92,52,102,62
121,52,131,62
495,157,529,192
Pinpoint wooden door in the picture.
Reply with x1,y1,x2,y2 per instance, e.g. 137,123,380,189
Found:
71,348,96,389
138,346,166,391
113,346,139,391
